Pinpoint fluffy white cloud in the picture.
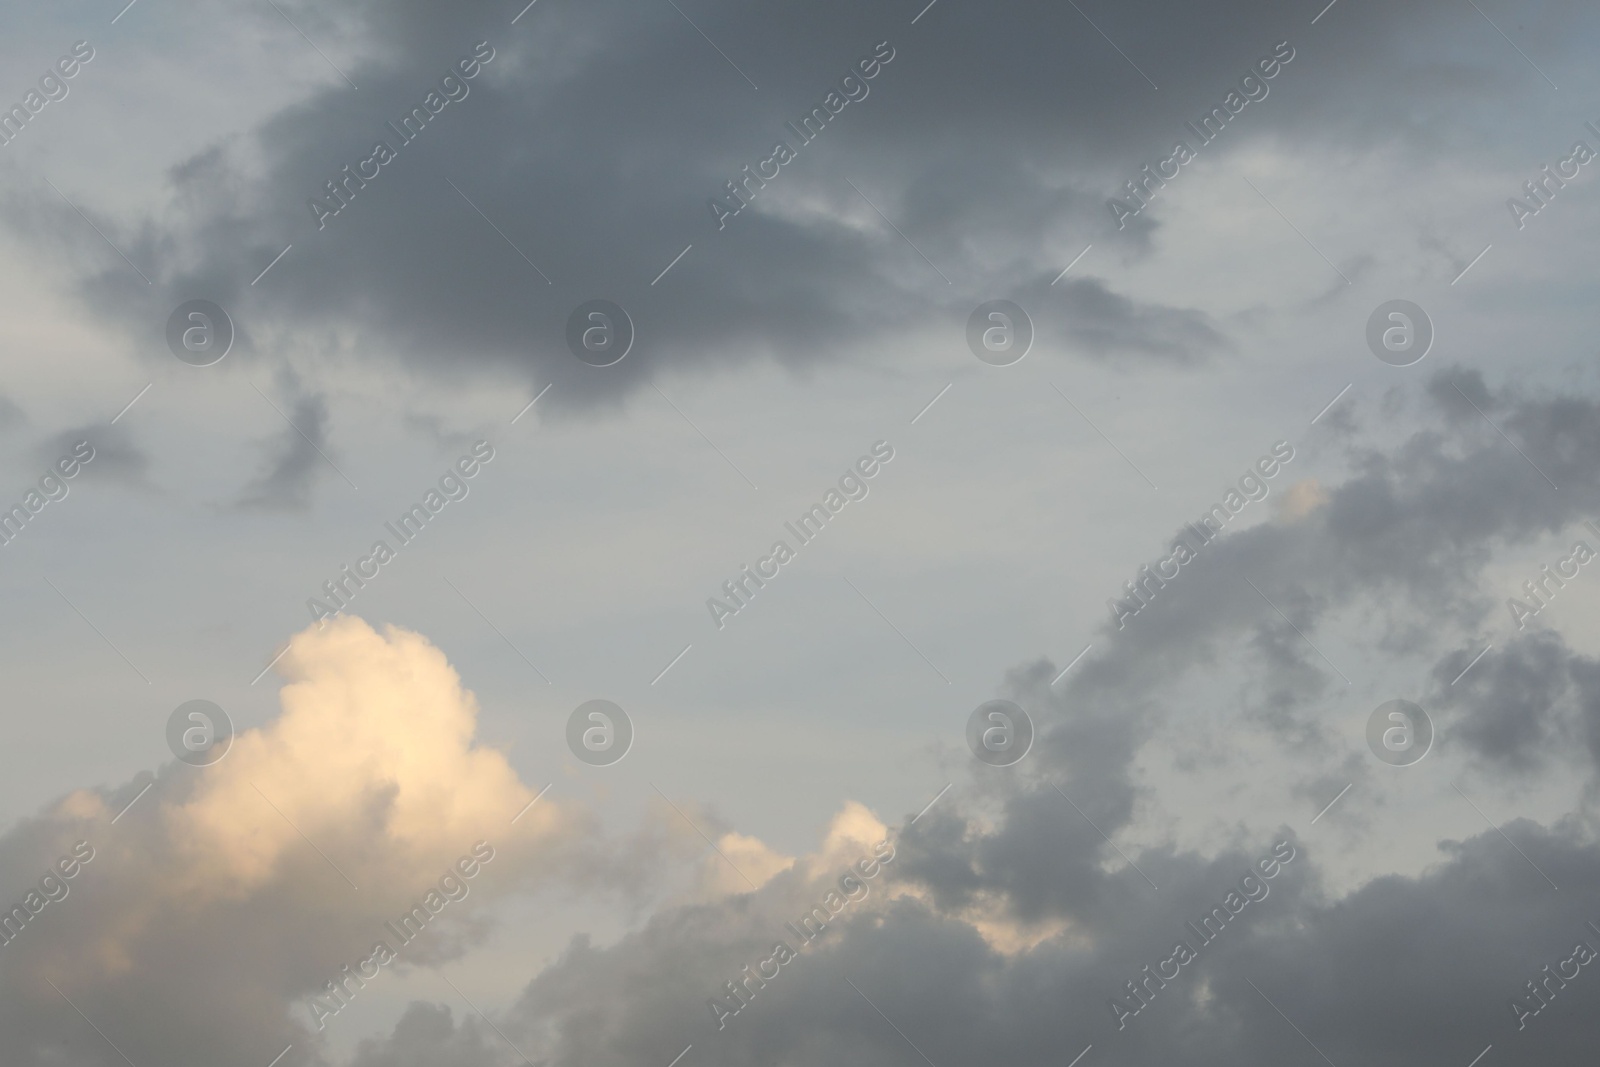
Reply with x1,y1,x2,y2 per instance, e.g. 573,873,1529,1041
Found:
0,617,589,1067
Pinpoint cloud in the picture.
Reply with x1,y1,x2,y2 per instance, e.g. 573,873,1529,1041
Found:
1428,627,1600,777
0,617,598,1067
692,830,794,900
1048,277,1226,363
35,423,150,489
349,1003,509,1067
340,810,1600,1067
236,385,334,512
0,394,24,432
39,0,1588,406
170,617,562,894
1272,478,1327,521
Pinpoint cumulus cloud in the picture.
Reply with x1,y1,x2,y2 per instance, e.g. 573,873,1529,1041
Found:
169,617,562,894
0,617,623,1067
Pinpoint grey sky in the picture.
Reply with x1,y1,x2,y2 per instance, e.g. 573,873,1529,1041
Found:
2,0,1599,1064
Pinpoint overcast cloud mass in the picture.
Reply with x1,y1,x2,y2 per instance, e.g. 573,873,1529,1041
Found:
3,0,1600,1064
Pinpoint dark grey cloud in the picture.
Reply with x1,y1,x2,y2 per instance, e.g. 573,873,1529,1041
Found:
236,387,333,512
27,0,1592,410
340,817,1600,1067
1084,367,1600,691
1431,630,1576,771
1427,622,1600,781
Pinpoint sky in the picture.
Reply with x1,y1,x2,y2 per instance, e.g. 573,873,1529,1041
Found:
2,0,1600,1064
